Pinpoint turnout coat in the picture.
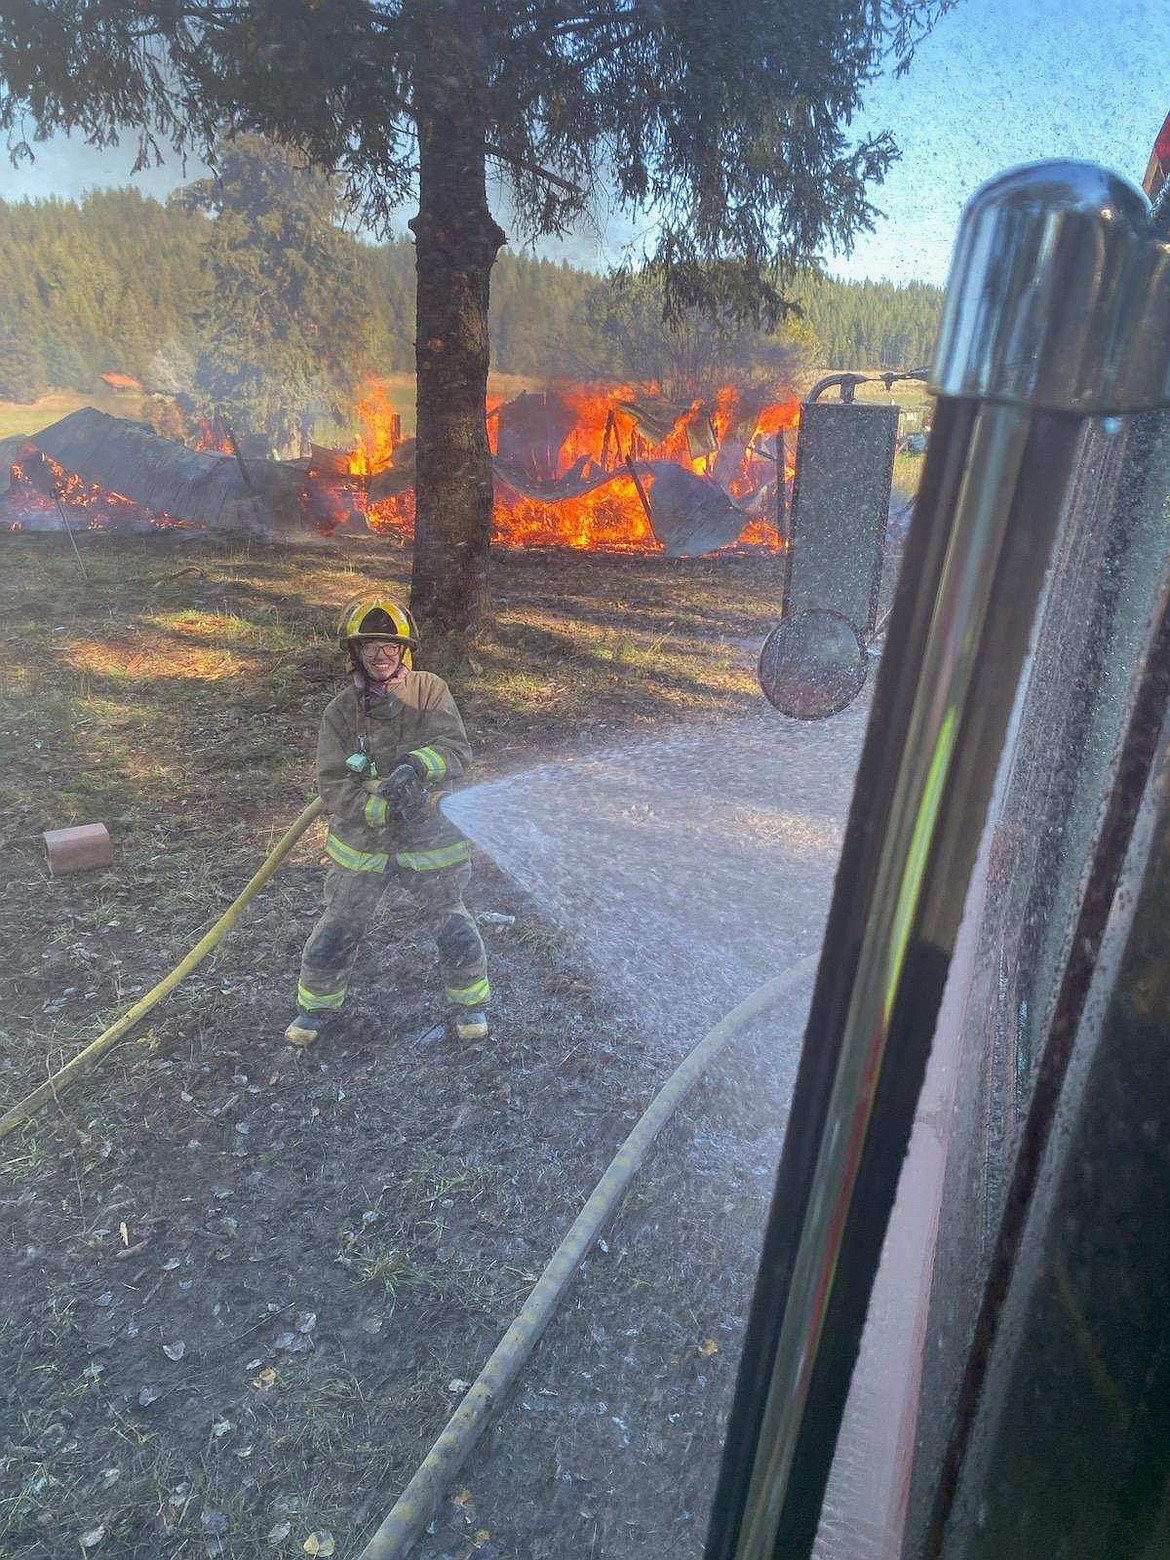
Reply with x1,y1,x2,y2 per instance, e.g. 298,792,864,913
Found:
316,671,473,876
294,667,490,1019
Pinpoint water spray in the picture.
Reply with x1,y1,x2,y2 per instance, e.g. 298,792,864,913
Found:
354,953,820,1560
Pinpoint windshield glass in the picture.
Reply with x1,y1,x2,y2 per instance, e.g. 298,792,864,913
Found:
0,3,1166,1558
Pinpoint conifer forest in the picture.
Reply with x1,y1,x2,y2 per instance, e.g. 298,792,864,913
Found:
0,185,944,412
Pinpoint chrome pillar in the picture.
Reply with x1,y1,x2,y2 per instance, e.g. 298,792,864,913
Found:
704,163,1170,1560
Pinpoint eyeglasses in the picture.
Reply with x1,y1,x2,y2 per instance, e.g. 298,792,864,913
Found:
360,642,401,661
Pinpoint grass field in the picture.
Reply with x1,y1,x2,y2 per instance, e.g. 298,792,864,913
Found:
0,387,153,441
836,374,934,500
0,532,801,1559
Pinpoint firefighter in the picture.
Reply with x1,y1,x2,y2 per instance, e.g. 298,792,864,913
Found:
284,594,490,1047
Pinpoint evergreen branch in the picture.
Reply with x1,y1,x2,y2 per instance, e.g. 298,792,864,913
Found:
484,140,582,196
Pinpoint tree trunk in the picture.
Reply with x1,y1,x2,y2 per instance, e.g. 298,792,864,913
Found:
408,11,505,644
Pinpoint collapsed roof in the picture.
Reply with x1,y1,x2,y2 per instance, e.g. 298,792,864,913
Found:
4,390,785,554
29,407,255,527
487,388,781,555
492,458,756,556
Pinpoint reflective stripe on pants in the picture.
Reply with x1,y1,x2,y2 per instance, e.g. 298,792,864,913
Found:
296,859,488,1015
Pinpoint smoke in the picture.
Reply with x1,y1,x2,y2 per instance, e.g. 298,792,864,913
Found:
0,132,636,274
0,133,209,203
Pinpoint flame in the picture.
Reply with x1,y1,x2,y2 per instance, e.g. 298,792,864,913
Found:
755,399,803,439
1,450,186,531
292,375,409,531
349,378,401,476
368,489,415,538
559,383,637,464
495,475,659,552
192,422,234,455
727,517,784,551
488,383,799,553
485,393,505,454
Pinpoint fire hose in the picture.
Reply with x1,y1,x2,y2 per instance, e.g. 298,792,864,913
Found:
353,951,819,1560
0,796,325,1142
0,794,818,1560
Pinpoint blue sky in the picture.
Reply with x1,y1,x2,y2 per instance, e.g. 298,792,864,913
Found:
826,0,1170,282
1,0,1167,286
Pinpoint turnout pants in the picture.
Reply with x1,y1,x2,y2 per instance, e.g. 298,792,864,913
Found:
296,856,490,1018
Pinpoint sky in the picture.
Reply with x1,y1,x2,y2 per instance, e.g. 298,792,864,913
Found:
824,0,1170,283
0,0,1167,287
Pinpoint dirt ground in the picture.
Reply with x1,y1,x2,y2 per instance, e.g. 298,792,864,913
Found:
0,532,839,1558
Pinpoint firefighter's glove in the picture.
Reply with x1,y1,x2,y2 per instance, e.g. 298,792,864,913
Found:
364,759,427,827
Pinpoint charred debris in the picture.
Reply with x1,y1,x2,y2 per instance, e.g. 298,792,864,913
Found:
0,387,799,557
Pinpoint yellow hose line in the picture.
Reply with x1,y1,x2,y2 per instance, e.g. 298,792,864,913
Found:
354,951,821,1560
0,797,325,1143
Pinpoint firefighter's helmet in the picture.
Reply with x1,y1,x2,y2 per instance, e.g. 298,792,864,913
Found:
337,594,419,669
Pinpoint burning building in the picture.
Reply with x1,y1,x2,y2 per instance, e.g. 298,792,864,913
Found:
0,407,271,533
0,383,800,556
480,385,798,555
340,382,800,555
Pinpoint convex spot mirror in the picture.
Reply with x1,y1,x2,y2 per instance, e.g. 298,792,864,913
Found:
758,608,869,720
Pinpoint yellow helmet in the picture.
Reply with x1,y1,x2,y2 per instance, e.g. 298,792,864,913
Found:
337,594,419,668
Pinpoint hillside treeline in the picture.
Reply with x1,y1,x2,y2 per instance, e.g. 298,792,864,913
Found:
797,275,942,374
0,187,943,405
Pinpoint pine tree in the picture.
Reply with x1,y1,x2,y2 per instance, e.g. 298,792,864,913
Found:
0,0,950,643
177,137,373,456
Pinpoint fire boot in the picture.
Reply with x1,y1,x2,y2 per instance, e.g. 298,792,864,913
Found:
449,1007,489,1043
284,1009,332,1048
